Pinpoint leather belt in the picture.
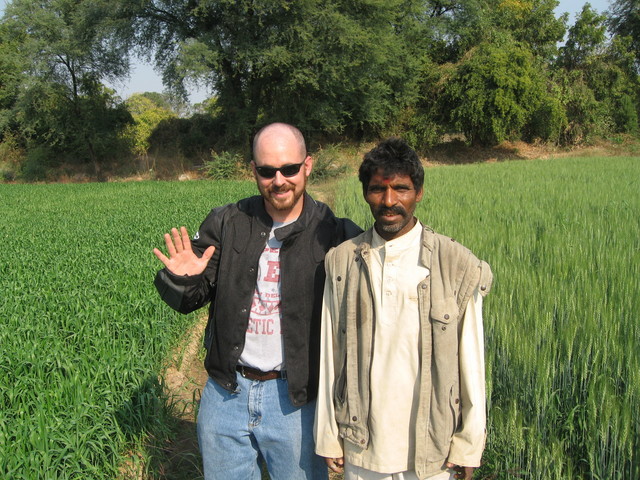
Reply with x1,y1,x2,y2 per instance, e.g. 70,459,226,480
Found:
236,365,282,381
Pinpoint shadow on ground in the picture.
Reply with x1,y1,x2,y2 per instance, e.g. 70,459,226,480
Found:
156,417,203,480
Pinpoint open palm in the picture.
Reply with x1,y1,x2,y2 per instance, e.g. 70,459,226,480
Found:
153,226,215,276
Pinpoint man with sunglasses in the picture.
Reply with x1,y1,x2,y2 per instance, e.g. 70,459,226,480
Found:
153,122,361,479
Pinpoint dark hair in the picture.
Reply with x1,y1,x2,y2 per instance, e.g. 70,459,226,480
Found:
358,138,424,192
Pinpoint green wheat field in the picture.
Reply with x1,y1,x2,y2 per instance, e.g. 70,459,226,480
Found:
1,156,638,479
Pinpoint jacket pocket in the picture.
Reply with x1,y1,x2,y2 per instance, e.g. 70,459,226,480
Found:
430,295,459,324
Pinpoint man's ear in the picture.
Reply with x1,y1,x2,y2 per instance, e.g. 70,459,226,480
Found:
304,155,313,177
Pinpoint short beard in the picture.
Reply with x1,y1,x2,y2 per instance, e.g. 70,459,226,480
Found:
374,206,411,234
260,179,306,212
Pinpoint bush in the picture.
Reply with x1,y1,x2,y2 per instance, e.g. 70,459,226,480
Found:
308,144,349,184
557,71,610,145
201,151,249,180
21,145,54,181
527,94,568,144
444,37,545,146
615,94,639,135
0,133,25,181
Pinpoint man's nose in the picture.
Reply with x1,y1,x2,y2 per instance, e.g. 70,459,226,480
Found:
383,188,396,206
272,170,286,185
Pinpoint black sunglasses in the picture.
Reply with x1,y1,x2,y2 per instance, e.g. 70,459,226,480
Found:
254,160,305,179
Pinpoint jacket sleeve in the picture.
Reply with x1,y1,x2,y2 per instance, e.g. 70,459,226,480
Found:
447,288,486,467
153,208,223,314
314,252,345,458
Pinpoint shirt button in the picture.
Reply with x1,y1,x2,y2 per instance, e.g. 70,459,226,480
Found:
260,232,267,237
480,285,487,291
352,416,357,421
421,284,427,289
337,276,342,281
241,308,247,313
444,314,450,320
249,268,255,273
233,345,240,351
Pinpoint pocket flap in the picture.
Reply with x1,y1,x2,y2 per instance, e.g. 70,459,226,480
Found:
430,296,459,323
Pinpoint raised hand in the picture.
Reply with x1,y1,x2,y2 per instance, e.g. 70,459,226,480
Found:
153,226,215,276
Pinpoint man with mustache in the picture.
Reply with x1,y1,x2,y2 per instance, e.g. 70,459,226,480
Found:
314,138,493,480
153,122,361,479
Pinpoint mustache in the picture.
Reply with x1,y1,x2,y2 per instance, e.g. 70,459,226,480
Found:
375,205,406,216
269,185,293,193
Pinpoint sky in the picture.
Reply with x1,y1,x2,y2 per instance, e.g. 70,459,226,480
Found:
0,0,612,103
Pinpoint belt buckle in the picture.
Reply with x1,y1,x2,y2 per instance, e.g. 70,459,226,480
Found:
239,365,248,378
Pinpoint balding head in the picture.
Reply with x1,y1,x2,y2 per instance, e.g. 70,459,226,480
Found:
253,123,307,162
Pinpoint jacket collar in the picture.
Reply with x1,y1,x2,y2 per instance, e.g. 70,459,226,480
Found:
274,192,320,241
251,192,318,242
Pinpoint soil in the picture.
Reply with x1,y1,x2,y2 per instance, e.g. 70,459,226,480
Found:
157,316,209,480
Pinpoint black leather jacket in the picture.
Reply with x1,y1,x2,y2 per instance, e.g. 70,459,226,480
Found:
154,193,361,406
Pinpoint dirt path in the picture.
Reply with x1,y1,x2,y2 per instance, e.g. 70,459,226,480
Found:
160,315,209,480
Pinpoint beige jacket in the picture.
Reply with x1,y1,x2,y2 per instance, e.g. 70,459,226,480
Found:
314,225,493,479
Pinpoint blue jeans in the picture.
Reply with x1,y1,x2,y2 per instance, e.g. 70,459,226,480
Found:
197,374,328,480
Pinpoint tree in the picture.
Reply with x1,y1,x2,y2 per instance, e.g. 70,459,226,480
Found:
558,3,608,70
2,0,134,176
443,35,546,146
124,0,422,145
556,5,640,137
490,0,567,61
0,24,24,133
608,0,640,70
124,93,176,159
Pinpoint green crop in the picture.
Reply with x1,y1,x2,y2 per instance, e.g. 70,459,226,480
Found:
0,180,256,479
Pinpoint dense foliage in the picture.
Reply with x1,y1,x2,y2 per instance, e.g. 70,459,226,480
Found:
0,0,639,179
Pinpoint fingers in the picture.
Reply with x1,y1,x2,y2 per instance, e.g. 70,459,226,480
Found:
324,457,344,473
446,463,475,480
164,231,177,257
179,226,191,251
202,245,216,260
171,227,184,253
152,247,170,267
162,227,190,257
154,227,214,275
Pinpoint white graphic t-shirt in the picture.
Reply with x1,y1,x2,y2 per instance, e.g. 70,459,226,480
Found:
238,222,289,371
